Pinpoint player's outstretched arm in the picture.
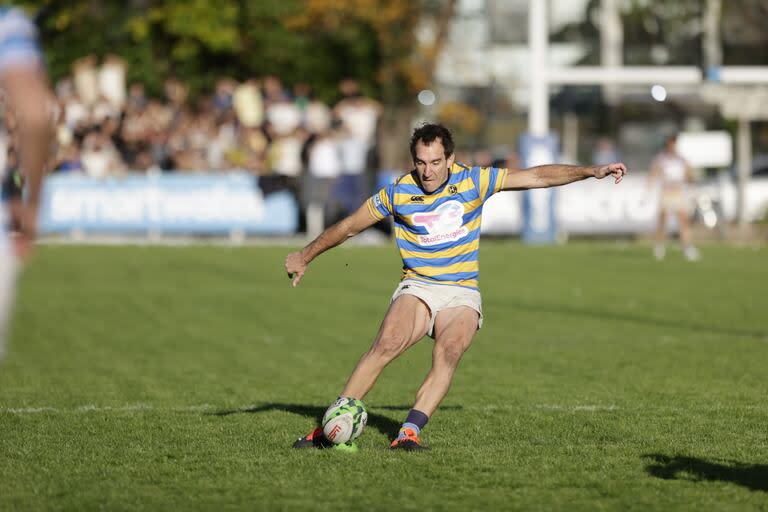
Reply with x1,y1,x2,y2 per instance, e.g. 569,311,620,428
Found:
501,163,627,191
285,203,379,287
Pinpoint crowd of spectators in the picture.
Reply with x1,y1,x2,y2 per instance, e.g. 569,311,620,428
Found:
0,55,384,230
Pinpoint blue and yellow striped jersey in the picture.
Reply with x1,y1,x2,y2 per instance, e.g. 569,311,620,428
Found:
365,162,507,290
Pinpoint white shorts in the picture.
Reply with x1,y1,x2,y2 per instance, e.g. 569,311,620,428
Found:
0,231,19,360
390,279,483,337
660,188,689,212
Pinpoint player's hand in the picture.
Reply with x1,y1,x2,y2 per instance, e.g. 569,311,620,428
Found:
285,251,308,287
8,200,37,263
594,162,627,184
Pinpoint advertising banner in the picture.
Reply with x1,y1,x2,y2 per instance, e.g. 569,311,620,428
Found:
39,173,298,235
482,174,660,235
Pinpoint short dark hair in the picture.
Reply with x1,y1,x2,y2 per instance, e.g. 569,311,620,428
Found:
410,123,455,160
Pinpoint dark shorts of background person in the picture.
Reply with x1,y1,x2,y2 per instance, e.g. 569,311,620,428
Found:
334,174,366,216
303,175,344,226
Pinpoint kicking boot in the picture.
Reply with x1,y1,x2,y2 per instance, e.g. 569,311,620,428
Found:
292,427,333,449
389,427,428,451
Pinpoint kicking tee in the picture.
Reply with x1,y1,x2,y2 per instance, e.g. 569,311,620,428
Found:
365,162,507,290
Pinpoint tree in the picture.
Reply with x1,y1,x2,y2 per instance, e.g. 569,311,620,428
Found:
286,0,455,167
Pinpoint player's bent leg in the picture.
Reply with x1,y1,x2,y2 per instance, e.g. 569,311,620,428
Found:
293,295,430,449
413,306,478,416
340,294,431,399
391,306,478,451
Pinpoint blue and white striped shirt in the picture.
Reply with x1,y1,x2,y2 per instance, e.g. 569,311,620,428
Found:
0,7,41,76
0,6,42,192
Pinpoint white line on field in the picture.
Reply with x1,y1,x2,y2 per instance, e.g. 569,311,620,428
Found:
535,404,619,411
1,403,205,414
0,403,225,414
3,406,59,414
1,403,767,415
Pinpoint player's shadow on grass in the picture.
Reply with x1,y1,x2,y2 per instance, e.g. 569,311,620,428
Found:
372,404,462,412
505,300,766,339
644,454,768,492
213,403,411,440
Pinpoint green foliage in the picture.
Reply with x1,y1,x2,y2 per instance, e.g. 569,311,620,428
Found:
1,243,767,509
20,0,413,102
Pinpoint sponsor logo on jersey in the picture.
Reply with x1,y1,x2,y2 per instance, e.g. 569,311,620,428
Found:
412,200,468,246
410,195,425,203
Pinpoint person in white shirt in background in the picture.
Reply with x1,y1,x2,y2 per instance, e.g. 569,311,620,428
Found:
80,128,125,179
303,95,332,137
268,127,305,222
266,96,301,139
647,134,700,262
305,127,342,238
333,79,382,216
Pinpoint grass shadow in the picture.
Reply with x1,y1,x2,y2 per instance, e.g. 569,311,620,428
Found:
212,402,404,440
504,299,766,339
369,404,463,411
644,453,768,492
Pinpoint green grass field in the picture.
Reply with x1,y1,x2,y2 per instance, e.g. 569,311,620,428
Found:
1,242,766,510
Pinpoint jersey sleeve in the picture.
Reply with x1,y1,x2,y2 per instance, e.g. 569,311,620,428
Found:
0,8,43,76
364,183,395,220
471,166,508,203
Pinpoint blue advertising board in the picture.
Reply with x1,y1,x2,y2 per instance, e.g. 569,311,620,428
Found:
38,172,298,235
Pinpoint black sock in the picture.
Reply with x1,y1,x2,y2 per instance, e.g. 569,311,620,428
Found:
398,409,429,438
405,409,429,429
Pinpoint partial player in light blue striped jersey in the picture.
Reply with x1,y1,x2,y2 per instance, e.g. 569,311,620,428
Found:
0,6,52,359
285,123,627,450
